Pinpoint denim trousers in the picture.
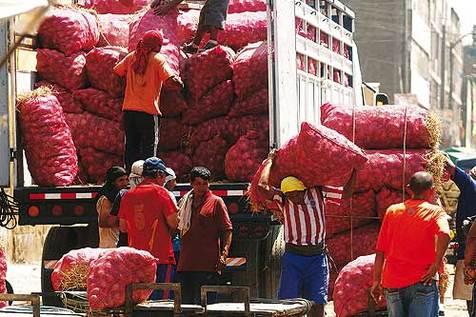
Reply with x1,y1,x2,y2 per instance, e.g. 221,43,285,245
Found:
385,281,439,317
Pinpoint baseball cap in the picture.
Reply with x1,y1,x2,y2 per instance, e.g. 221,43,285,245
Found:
164,168,176,184
143,157,171,175
130,160,144,177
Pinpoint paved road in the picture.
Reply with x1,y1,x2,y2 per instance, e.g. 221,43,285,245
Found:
4,262,470,316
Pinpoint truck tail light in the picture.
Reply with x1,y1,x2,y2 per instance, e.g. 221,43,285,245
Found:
227,202,239,214
51,205,63,216
73,205,85,216
27,205,40,217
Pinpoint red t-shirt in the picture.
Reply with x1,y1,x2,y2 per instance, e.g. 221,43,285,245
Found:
119,179,177,264
178,191,233,272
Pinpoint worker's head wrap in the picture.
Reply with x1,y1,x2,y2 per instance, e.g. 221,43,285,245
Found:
471,166,476,180
280,176,306,193
132,30,164,75
98,166,128,202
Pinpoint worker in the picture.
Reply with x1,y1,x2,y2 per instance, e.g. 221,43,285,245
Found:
257,150,353,317
110,160,145,247
446,158,476,315
118,157,178,299
113,30,184,171
177,166,233,304
152,0,229,54
371,172,451,317
164,168,181,263
96,166,128,248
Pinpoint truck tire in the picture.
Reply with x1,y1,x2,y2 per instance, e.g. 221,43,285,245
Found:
41,224,98,306
261,225,284,299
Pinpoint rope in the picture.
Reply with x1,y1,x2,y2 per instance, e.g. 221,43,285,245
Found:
402,105,408,201
0,188,18,229
349,105,357,261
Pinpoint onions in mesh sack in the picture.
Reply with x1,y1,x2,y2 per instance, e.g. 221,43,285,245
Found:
78,0,151,14
87,247,157,310
65,113,124,155
183,80,234,125
98,14,133,47
225,130,269,182
181,46,235,103
51,248,109,291
327,222,380,267
38,8,99,56
17,88,79,186
333,254,387,317
193,136,229,180
160,118,186,151
86,47,127,97
232,41,267,99
326,191,377,237
355,149,429,192
0,248,6,308
160,152,193,182
73,88,123,121
186,117,228,153
228,0,266,13
225,115,268,145
229,88,268,117
35,81,83,113
78,147,124,183
36,49,87,90
321,103,441,150
376,187,407,219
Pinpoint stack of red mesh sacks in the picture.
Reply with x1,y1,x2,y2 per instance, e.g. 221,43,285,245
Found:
321,103,439,297
0,248,7,308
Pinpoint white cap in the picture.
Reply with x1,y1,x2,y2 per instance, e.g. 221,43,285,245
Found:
130,160,144,177
164,167,176,184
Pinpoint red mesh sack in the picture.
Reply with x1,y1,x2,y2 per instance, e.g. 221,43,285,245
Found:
65,113,124,155
225,130,269,182
87,247,157,310
193,136,229,180
232,41,268,99
38,8,99,56
17,90,79,186
0,248,6,308
51,248,109,291
181,46,235,103
160,118,186,151
37,49,87,91
35,81,83,113
333,254,387,317
160,90,188,117
355,149,429,192
78,0,151,14
228,0,266,13
78,147,123,183
129,10,180,72
229,88,268,117
290,122,367,187
186,117,228,154
98,14,133,47
326,191,377,237
86,47,127,97
225,115,269,145
177,10,199,44
73,88,123,121
159,152,193,182
376,187,406,219
321,103,438,150
183,80,234,125
327,222,380,267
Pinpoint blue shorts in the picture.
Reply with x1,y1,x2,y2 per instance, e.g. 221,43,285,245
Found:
150,264,176,300
278,251,329,304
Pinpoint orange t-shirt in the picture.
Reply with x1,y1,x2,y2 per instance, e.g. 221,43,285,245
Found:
376,199,450,289
113,52,175,115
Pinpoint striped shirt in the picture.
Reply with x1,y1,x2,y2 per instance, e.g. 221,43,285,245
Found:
275,186,343,246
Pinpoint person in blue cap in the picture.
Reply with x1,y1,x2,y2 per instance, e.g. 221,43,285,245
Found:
119,157,178,299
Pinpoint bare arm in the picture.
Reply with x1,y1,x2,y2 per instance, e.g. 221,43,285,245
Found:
97,198,116,228
446,156,456,178
163,75,184,91
166,212,179,232
119,218,128,233
258,151,278,200
370,251,385,302
421,233,451,284
217,230,233,273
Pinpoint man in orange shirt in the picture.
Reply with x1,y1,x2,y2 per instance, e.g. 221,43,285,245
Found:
371,171,450,317
114,30,183,171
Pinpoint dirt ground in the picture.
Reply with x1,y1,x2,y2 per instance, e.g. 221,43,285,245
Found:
4,262,470,316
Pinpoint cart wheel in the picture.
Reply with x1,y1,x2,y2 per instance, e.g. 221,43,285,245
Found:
5,280,13,305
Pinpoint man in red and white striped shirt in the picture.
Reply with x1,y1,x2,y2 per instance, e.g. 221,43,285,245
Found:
258,151,354,317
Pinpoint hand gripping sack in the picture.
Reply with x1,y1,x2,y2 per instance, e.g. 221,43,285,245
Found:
17,89,78,186
87,247,157,310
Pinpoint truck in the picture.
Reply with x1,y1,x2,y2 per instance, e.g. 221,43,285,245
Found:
0,0,364,305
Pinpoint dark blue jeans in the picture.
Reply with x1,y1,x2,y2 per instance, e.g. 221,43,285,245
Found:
385,281,439,317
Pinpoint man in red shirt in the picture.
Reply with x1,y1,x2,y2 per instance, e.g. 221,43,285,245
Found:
371,172,451,317
119,156,178,299
177,167,233,304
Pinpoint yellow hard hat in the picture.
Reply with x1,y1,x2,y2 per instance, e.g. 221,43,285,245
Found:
281,176,306,193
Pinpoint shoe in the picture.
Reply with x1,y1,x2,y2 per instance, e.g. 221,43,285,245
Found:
202,40,218,51
182,42,198,54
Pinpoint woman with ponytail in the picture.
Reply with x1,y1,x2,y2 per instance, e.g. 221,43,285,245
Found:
114,30,184,172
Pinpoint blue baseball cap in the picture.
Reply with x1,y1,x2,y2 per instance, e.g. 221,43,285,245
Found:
143,157,171,175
